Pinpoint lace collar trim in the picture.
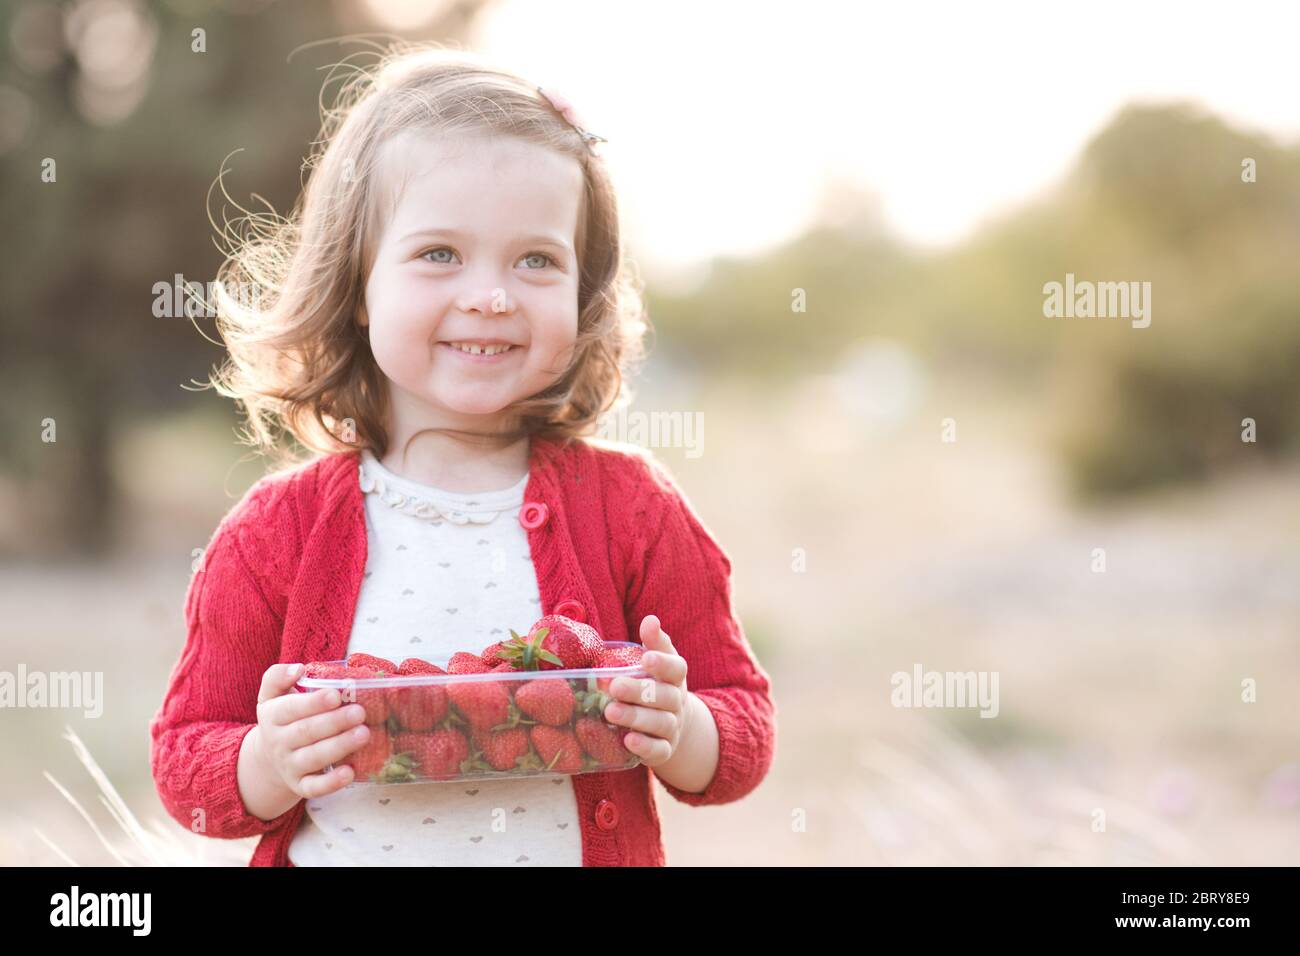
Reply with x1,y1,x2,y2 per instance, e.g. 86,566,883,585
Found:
357,449,528,525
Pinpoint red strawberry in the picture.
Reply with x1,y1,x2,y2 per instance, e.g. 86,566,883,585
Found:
479,641,510,667
530,725,584,773
470,727,533,772
302,662,384,717
594,645,646,694
491,661,516,672
331,665,390,724
497,615,604,671
598,645,645,668
540,615,605,667
346,724,391,781
393,729,470,781
494,628,562,671
447,677,512,734
301,661,350,687
388,681,448,732
347,652,397,674
515,679,575,726
575,716,632,766
398,658,446,676
303,660,348,677
448,652,492,675
389,657,450,730
533,615,604,670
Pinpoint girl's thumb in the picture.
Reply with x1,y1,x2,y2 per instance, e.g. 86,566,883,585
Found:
259,662,305,703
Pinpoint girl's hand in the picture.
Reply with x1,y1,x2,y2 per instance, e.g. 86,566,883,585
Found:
250,663,371,799
603,615,691,767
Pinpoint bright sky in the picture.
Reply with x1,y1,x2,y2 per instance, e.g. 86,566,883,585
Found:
378,0,1300,286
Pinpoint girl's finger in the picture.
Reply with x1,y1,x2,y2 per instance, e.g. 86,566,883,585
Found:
605,701,679,740
639,615,664,646
258,662,305,703
287,702,368,751
263,686,343,726
298,764,355,799
288,723,371,777
626,732,672,765
641,650,687,685
640,616,677,655
610,677,680,712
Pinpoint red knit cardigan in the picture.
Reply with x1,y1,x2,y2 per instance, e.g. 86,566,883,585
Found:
149,436,777,866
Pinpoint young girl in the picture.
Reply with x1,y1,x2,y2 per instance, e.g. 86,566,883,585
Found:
149,45,776,866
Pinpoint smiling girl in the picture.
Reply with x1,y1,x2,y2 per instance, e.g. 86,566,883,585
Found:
149,44,776,867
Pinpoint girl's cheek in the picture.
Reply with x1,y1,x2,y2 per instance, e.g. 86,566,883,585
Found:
372,262,432,305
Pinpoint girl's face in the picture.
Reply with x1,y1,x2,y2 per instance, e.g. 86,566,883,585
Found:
361,130,584,430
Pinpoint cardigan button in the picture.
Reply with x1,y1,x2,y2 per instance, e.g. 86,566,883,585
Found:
595,799,620,831
554,599,586,622
519,501,549,530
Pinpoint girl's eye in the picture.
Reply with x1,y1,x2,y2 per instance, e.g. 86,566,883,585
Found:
421,247,457,265
419,248,554,269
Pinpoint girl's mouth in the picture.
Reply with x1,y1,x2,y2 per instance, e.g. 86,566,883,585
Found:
439,342,521,362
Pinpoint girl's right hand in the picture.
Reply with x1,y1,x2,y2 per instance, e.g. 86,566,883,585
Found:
252,663,371,799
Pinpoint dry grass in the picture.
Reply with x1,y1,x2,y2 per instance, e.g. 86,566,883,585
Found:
24,727,249,867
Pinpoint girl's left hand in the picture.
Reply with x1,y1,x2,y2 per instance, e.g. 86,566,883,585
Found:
603,615,691,767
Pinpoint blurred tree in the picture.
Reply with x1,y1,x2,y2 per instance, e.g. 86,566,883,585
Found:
0,0,489,557
647,103,1300,498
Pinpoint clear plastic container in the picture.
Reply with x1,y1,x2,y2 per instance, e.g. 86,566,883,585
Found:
294,643,648,785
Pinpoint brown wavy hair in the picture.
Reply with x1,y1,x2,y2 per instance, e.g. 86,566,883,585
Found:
204,42,648,473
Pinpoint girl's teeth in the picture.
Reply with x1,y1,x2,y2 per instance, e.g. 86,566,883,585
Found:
448,343,514,355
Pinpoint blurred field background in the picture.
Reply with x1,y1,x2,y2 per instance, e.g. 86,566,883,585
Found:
1,0,1297,865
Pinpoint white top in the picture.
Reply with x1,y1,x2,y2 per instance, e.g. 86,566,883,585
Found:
287,447,583,866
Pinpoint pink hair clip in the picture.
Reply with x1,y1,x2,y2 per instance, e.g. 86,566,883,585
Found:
537,85,607,154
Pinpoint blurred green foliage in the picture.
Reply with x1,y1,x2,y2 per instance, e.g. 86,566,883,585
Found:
648,103,1300,500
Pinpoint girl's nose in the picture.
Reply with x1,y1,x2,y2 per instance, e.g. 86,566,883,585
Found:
456,282,515,316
